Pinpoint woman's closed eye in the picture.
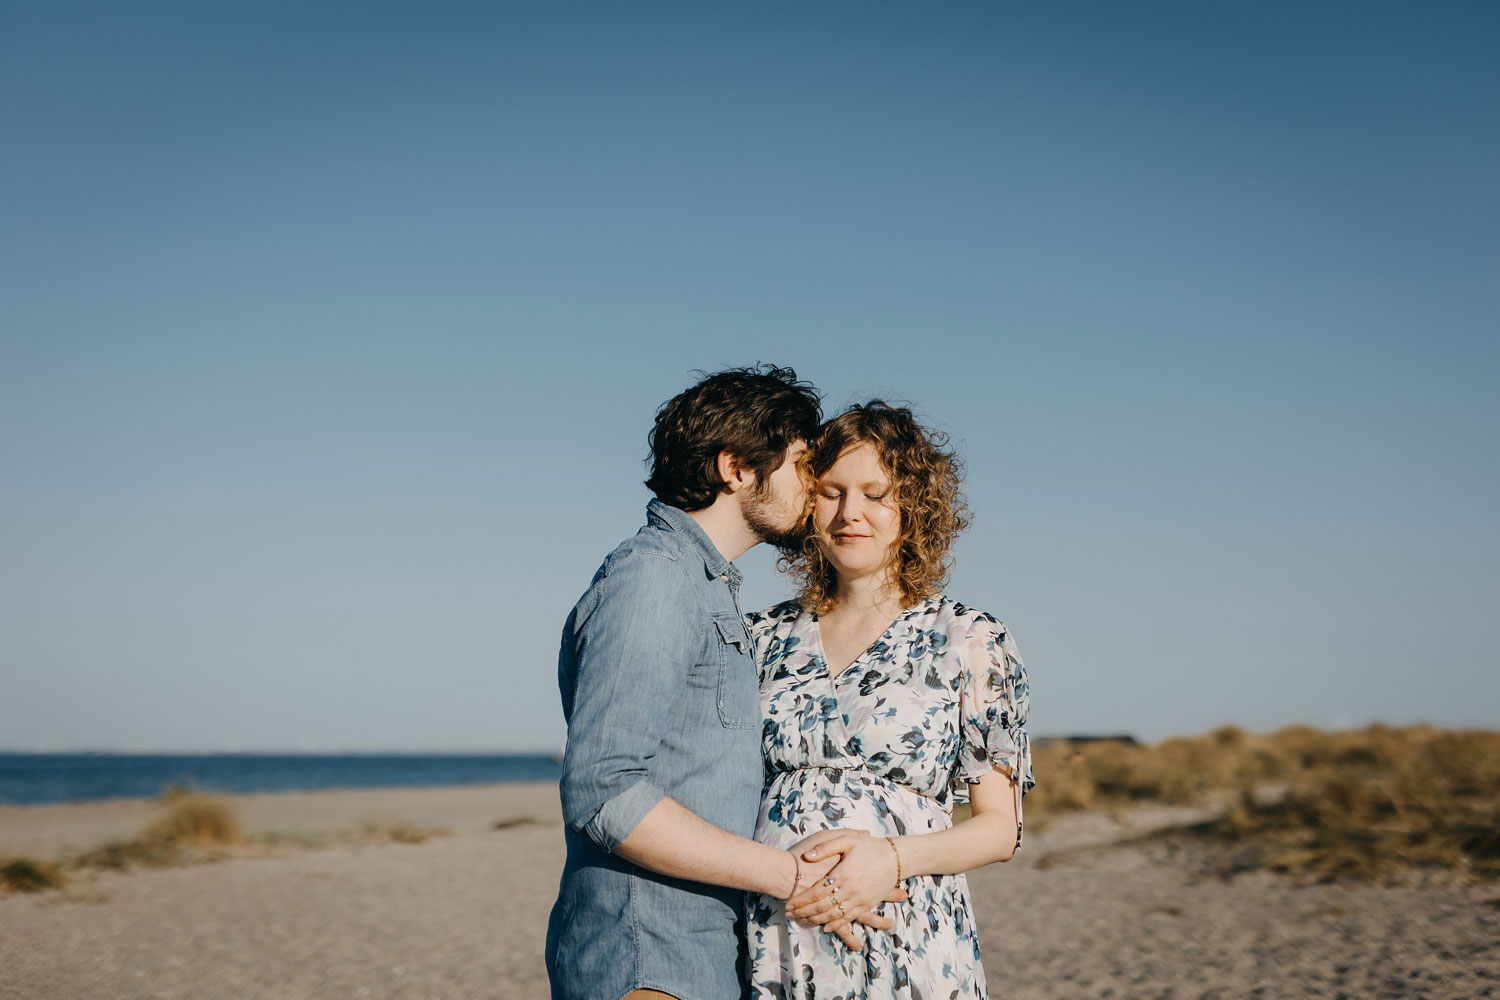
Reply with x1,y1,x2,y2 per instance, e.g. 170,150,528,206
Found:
817,488,887,501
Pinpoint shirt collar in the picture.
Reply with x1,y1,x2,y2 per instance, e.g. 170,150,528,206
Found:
646,499,743,590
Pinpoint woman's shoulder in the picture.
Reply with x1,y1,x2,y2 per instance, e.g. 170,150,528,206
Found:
929,596,1009,640
744,598,806,636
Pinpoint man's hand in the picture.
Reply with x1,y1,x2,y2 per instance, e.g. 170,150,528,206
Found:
786,829,907,951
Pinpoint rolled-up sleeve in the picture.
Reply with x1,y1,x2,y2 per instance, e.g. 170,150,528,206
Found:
559,552,698,852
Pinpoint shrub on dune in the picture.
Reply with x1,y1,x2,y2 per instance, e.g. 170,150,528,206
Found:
75,788,244,871
0,857,68,894
142,790,244,851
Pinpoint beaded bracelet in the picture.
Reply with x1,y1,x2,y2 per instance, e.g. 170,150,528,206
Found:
884,836,903,887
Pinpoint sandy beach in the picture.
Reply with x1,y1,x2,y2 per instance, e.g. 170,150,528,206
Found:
2,782,1497,999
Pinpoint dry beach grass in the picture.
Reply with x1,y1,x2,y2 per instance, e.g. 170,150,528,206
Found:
1027,724,1500,883
1,787,451,891
2,729,1498,999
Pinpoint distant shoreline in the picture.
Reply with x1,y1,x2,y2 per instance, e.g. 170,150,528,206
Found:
0,777,565,812
0,750,562,757
0,752,563,808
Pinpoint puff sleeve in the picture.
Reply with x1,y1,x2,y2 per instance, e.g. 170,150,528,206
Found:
953,613,1034,808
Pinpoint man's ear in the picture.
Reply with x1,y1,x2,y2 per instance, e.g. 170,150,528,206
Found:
716,450,753,495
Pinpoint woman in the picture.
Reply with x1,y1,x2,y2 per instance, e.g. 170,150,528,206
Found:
744,401,1034,1000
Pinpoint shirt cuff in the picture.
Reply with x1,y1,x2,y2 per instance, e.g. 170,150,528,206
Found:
583,777,666,853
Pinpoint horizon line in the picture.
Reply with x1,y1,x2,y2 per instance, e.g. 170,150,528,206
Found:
0,747,566,757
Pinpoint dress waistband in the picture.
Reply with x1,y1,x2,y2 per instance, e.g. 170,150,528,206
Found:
770,763,872,781
772,763,943,808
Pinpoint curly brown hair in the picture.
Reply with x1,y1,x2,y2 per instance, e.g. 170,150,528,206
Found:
782,401,970,612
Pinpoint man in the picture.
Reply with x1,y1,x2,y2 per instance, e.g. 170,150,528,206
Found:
546,366,896,1000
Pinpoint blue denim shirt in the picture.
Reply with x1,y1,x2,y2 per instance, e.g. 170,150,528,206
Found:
546,500,763,1000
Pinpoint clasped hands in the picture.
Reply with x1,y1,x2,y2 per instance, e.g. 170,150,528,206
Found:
783,828,903,951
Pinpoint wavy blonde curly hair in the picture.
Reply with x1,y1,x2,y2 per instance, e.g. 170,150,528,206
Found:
781,401,970,612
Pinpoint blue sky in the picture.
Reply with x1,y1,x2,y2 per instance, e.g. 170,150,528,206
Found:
2,2,1496,751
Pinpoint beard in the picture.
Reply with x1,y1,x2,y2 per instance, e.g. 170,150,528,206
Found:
742,482,807,551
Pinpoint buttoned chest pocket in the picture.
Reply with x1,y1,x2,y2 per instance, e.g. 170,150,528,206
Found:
712,612,759,729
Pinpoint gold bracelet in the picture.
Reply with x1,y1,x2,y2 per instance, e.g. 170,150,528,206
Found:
787,851,802,901
884,836,903,887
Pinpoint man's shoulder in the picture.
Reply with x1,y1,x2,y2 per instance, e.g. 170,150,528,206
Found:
601,520,687,572
572,522,700,617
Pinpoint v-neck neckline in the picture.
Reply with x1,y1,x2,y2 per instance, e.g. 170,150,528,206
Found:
811,602,922,681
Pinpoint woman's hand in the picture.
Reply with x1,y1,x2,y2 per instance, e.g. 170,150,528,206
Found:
786,834,902,939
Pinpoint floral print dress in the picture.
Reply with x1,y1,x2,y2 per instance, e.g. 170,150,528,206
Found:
744,595,1034,1000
